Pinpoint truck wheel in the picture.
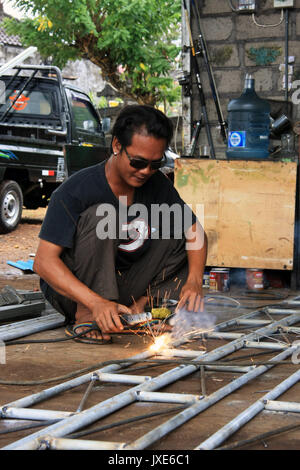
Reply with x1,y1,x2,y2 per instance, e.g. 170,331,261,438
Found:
0,180,23,233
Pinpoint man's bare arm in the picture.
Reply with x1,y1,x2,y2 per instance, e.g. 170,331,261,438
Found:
33,239,130,332
177,221,208,312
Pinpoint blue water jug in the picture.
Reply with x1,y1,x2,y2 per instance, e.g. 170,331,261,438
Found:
226,74,270,159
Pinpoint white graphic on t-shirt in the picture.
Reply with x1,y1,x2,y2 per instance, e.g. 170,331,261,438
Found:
118,218,149,252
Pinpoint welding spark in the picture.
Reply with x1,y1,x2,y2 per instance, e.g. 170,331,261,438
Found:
149,333,172,353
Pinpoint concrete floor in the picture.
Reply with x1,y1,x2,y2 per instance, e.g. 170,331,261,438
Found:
0,285,300,451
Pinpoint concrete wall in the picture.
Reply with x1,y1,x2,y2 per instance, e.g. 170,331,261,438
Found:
183,0,300,158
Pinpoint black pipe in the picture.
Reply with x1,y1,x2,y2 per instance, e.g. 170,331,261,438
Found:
182,0,216,158
285,9,289,102
191,0,227,144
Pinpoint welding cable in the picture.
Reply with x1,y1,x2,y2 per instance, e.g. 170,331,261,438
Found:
2,324,100,346
216,422,300,450
0,354,293,387
204,295,241,308
66,405,188,440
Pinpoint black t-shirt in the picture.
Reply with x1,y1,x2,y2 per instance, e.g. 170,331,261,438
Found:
39,161,197,268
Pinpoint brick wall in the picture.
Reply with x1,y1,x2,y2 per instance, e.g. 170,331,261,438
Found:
183,0,300,158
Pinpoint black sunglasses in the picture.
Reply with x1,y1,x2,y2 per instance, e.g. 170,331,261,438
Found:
123,147,165,170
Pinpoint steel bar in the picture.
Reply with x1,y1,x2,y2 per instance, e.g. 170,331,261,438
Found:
0,407,73,421
243,341,288,350
204,365,253,373
195,366,300,450
135,391,202,404
126,344,298,450
0,47,37,75
200,366,206,396
0,312,64,341
158,349,206,358
237,319,272,325
38,437,126,451
76,375,98,413
266,308,300,315
264,400,300,413
0,301,45,323
97,372,151,384
207,332,244,340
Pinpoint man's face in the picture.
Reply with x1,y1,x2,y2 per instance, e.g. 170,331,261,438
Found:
113,133,167,187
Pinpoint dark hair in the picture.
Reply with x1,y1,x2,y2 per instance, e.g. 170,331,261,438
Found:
111,105,173,150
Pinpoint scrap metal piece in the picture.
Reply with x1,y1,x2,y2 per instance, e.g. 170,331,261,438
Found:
0,285,25,307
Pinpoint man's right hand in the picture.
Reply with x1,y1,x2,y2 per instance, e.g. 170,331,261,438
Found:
91,298,132,333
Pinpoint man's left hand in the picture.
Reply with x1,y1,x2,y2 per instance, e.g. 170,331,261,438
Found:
177,278,204,312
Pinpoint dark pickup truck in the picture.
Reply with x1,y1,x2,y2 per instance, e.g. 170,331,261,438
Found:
0,64,108,233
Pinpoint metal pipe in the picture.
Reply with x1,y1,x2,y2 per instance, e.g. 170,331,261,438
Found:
266,308,300,315
135,391,202,404
243,341,288,350
237,319,271,325
0,407,73,421
158,349,206,358
207,332,244,339
264,400,300,413
204,365,253,373
76,374,98,413
196,364,300,449
97,372,151,384
38,437,126,451
0,47,37,75
0,313,64,341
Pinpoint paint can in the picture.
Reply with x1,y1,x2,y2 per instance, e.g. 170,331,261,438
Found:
246,268,264,291
209,268,230,292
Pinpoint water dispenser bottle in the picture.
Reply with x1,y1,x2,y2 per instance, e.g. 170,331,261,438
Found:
226,74,270,159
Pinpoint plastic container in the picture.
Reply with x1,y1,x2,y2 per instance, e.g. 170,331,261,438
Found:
226,74,270,159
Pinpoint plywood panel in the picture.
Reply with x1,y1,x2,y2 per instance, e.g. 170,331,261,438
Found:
175,159,297,270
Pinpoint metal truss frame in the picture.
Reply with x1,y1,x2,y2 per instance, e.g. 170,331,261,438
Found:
1,297,300,450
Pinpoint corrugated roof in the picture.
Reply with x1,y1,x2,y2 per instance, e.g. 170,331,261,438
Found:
0,8,22,46
0,27,22,46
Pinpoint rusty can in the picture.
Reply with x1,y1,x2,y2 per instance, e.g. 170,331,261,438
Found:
246,268,264,291
209,268,230,292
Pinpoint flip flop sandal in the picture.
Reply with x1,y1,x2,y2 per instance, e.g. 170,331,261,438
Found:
65,322,112,345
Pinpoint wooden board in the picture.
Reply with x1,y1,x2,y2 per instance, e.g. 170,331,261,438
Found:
175,159,297,270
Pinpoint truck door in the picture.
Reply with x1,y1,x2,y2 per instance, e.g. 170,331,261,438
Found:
64,88,108,175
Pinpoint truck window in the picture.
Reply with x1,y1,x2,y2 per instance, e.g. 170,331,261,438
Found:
69,90,100,134
0,89,53,116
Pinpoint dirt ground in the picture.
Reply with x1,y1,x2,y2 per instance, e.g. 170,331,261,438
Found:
0,207,45,290
0,210,300,451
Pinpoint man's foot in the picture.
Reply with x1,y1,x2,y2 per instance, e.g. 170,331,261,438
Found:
75,303,111,341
